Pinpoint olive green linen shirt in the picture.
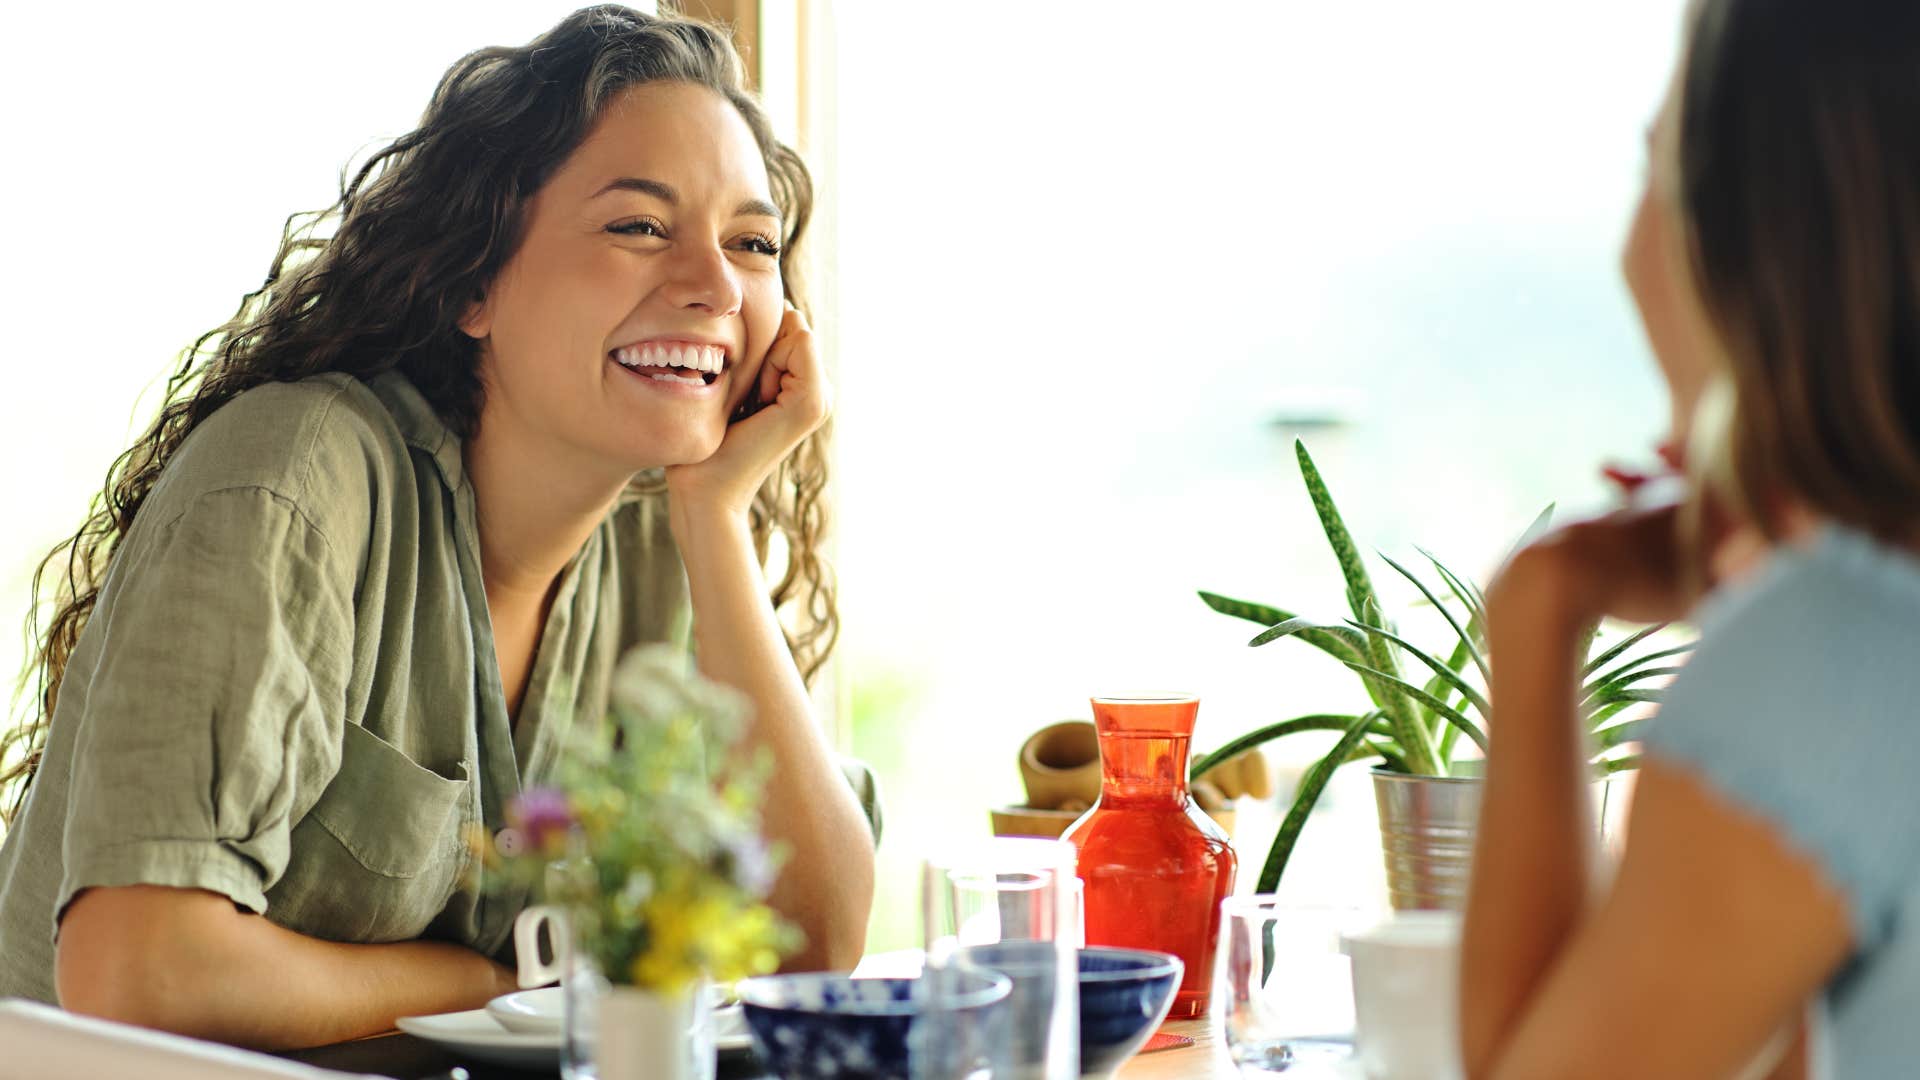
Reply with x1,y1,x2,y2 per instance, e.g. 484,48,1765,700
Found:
0,370,706,1004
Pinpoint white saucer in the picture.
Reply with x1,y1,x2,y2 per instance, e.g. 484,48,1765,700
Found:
395,1008,556,1070
486,987,565,1035
400,992,750,1069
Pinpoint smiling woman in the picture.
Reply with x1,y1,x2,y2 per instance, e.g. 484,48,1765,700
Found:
0,4,871,1052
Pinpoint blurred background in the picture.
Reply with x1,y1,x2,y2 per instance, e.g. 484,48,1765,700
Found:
0,0,1681,951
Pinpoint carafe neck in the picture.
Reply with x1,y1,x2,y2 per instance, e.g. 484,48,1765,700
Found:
1096,730,1193,807
1090,696,1200,808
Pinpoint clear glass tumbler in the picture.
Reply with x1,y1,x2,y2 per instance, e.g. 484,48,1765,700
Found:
1215,895,1372,1074
915,836,1080,1080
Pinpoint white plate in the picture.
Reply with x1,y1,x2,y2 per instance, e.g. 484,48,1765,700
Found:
486,987,565,1035
402,993,750,1069
394,1009,556,1071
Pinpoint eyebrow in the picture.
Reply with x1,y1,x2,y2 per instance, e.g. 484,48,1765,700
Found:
591,176,780,219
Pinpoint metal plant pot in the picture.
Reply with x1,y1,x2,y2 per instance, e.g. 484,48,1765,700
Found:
1372,770,1482,911
1372,769,1633,912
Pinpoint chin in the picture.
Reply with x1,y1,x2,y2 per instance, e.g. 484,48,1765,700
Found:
623,430,725,470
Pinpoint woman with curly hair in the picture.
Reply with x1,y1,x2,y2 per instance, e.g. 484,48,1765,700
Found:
0,4,873,1048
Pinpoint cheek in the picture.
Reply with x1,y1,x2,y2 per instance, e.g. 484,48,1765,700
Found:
732,279,786,390
744,278,785,356
1623,188,1708,426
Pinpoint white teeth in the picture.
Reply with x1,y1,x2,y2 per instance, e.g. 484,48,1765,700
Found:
611,342,726,374
648,371,706,386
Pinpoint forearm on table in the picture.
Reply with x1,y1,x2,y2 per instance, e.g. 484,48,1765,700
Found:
56,884,512,1051
673,509,876,971
1460,607,1598,1075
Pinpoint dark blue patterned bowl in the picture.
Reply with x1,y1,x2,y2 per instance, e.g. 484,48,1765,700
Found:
1075,947,1183,1078
736,971,1011,1080
952,944,1183,1079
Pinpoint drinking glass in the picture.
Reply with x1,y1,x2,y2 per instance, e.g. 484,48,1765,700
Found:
1215,896,1373,1074
915,837,1080,1080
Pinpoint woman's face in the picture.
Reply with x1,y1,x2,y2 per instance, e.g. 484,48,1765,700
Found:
1621,88,1719,466
462,80,784,481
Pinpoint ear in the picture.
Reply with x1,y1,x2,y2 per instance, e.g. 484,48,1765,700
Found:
458,292,493,340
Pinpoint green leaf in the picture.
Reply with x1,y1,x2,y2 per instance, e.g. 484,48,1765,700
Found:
1378,551,1489,683
1189,714,1388,782
1588,687,1665,707
1596,753,1643,776
1345,620,1491,720
1341,662,1490,754
1580,624,1665,678
1592,717,1648,750
1417,546,1488,629
1198,591,1293,628
1583,698,1639,729
1257,712,1377,892
1587,642,1696,691
1582,667,1685,709
1366,738,1412,773
1361,632,1436,773
1247,617,1369,662
1506,504,1557,560
1295,440,1385,630
1296,441,1438,773
1202,592,1370,670
1427,634,1473,751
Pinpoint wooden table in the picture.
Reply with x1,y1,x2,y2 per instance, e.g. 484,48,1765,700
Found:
284,1013,1364,1079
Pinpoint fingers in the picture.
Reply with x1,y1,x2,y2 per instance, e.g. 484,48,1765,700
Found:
757,302,831,432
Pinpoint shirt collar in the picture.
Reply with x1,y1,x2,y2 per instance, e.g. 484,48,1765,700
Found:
367,369,468,495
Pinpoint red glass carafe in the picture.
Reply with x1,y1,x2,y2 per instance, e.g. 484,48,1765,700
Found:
1063,695,1237,1019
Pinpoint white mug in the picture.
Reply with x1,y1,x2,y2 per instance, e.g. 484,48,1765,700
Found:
1340,911,1463,1080
514,904,572,989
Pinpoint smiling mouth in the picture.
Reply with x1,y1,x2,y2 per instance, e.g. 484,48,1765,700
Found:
610,341,726,386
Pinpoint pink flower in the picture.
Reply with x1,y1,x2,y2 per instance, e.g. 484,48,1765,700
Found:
507,787,577,856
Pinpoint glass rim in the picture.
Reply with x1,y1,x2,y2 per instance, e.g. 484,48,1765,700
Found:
738,968,1010,1015
1089,693,1200,704
923,835,1077,874
1220,893,1383,920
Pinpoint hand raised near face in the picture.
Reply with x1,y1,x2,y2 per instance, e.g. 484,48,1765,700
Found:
666,302,832,519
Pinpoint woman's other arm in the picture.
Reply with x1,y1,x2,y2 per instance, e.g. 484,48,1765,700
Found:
667,305,874,971
673,512,876,971
1461,508,1849,1077
1465,757,1848,1079
57,884,515,1051
1458,539,1598,1071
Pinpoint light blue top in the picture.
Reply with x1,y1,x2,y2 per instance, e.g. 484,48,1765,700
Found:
1643,525,1920,1079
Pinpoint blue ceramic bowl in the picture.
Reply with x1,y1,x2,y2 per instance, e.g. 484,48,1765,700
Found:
1076,947,1183,1078
955,944,1183,1079
736,970,1010,1080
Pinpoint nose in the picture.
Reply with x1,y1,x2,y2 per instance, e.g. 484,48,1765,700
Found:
661,237,743,317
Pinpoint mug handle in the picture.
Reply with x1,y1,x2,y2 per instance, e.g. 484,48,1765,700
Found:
514,904,570,988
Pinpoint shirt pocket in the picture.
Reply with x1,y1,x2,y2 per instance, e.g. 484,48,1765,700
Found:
267,722,471,944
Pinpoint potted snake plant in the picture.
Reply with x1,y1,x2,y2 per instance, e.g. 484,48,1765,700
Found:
1194,440,1691,909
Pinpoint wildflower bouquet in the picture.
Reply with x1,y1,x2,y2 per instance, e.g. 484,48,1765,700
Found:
470,645,800,993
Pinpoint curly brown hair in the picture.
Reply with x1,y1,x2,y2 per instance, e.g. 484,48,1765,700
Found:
0,4,836,823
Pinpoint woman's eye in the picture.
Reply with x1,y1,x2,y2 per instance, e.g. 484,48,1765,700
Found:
736,234,782,257
609,218,666,238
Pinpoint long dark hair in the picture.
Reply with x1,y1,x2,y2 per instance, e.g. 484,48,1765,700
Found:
1,5,836,822
1676,0,1920,540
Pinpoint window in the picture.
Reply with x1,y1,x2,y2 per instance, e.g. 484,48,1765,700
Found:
826,0,1684,949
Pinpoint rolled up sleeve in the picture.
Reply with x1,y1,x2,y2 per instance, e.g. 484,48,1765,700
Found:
54,485,355,935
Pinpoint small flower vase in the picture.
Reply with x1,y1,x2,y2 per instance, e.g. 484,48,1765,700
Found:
561,966,715,1080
